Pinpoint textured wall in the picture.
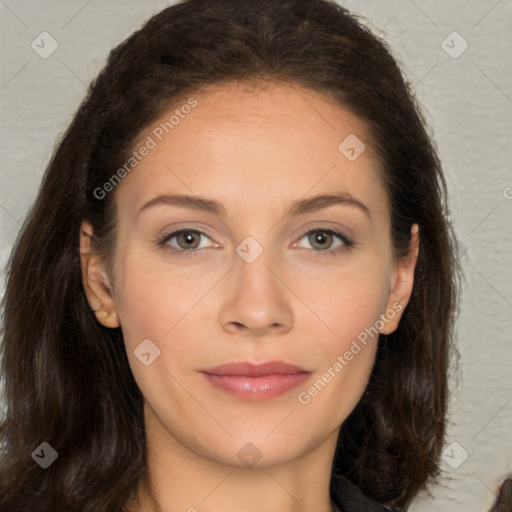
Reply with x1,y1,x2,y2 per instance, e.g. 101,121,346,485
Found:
0,1,511,510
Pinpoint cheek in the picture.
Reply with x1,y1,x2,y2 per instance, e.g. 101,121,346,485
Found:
295,272,384,426
293,311,380,446
278,259,388,418
114,249,218,343
292,255,390,346
113,259,196,422
113,248,229,393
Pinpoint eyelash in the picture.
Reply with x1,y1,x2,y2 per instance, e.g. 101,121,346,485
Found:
155,227,355,259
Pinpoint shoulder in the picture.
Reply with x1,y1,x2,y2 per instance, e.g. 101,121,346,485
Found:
331,476,395,512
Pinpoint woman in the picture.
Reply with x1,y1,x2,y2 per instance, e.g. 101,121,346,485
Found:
0,0,461,510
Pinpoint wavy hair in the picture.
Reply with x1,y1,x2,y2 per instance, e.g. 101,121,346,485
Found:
0,0,461,510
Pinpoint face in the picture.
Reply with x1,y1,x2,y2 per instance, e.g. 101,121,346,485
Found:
81,81,418,469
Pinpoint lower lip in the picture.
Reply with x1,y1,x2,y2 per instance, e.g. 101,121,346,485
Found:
201,372,311,400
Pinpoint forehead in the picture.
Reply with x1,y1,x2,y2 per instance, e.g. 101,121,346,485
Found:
116,80,388,222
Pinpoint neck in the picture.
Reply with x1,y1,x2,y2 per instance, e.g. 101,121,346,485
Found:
128,403,339,512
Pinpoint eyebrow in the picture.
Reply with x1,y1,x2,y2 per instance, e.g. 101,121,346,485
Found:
135,191,371,220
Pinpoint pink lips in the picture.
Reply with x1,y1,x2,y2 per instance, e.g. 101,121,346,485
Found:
200,361,311,401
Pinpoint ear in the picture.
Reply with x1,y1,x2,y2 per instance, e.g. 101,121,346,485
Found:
79,220,119,328
380,223,420,335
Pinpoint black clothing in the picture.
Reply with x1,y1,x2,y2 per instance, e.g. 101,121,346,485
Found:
331,477,391,512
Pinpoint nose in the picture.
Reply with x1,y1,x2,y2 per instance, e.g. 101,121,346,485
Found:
218,249,294,337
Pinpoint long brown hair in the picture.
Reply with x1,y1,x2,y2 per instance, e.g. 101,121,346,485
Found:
0,0,462,510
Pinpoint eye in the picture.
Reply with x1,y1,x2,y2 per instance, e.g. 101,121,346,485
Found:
294,228,354,257
156,229,216,257
155,227,355,259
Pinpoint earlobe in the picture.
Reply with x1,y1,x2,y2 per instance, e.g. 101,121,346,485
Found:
380,223,420,335
79,221,120,329
94,305,119,329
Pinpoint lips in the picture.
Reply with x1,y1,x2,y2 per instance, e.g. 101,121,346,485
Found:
204,361,308,377
200,361,311,400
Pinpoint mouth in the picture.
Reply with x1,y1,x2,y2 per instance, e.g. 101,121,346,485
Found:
199,361,311,401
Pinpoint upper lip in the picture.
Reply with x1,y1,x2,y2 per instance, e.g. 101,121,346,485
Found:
201,361,309,377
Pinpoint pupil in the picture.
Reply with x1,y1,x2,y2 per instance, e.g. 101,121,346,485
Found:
181,231,198,248
312,231,331,249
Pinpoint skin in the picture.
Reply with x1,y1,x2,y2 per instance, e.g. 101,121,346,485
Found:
80,81,419,512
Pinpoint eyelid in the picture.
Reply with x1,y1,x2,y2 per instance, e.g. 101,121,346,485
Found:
293,223,352,242
156,222,217,242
